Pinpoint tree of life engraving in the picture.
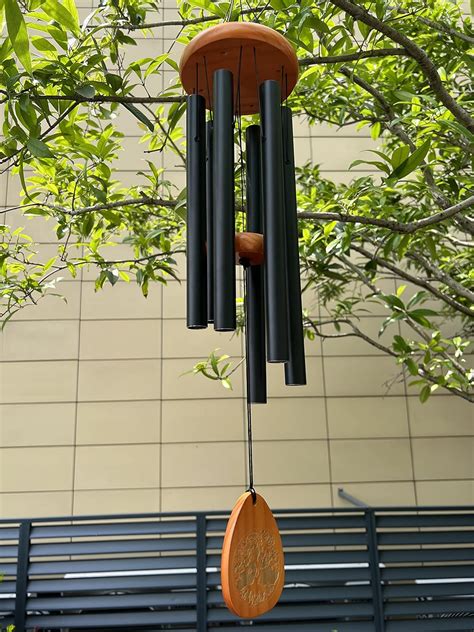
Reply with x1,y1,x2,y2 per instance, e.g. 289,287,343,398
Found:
233,530,281,606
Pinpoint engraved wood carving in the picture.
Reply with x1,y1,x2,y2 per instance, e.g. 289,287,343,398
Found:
221,491,285,618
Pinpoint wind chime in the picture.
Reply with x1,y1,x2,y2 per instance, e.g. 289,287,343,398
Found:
180,21,305,618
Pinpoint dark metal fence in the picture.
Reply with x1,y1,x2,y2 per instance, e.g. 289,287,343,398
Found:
1,506,474,631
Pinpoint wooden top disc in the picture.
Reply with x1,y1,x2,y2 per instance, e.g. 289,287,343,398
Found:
179,22,298,114
221,492,285,618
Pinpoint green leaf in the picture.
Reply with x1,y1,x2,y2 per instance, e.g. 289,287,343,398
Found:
5,0,32,74
370,121,381,140
75,84,95,98
42,0,80,36
390,145,410,169
419,384,431,403
388,139,430,181
122,103,154,132
26,138,53,158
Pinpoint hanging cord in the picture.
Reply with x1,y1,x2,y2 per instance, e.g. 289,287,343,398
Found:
242,259,256,503
203,55,212,120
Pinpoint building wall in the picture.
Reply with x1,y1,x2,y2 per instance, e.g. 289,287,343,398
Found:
0,0,472,518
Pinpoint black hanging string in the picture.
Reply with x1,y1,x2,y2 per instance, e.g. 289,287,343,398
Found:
242,261,256,502
203,55,212,120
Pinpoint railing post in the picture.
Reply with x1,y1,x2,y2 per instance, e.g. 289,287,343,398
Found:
365,510,385,632
14,520,31,632
196,514,207,632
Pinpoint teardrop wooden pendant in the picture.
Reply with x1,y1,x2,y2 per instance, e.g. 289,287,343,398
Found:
221,491,285,618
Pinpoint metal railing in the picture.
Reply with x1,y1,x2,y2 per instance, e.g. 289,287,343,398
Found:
1,505,474,631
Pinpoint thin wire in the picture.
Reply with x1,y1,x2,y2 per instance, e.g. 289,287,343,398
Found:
242,261,255,501
203,55,212,120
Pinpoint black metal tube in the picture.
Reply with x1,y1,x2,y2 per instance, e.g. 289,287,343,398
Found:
260,80,289,362
213,69,236,331
186,94,207,329
206,120,214,323
282,106,307,385
246,125,267,403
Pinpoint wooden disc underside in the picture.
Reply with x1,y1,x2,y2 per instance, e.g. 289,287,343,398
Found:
179,22,298,114
221,492,285,618
235,232,263,266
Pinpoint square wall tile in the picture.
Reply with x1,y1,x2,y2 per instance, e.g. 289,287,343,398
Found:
0,403,75,447
162,399,244,443
258,484,332,509
74,444,160,490
80,320,161,359
78,359,161,401
0,491,72,519
74,488,160,515
408,395,474,437
76,401,160,445
161,486,243,512
81,281,162,319
1,361,77,403
412,438,474,480
2,321,79,361
162,358,244,399
333,482,416,507
161,442,246,488
327,397,409,439
162,319,242,358
253,440,330,485
330,439,413,483
0,447,74,492
324,357,405,397
252,398,327,441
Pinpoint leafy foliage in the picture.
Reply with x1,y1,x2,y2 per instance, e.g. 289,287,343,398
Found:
0,0,473,402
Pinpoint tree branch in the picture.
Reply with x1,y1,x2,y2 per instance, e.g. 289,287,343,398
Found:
327,0,474,132
297,193,474,234
416,15,474,45
351,243,473,317
406,251,474,304
2,94,186,105
300,48,407,65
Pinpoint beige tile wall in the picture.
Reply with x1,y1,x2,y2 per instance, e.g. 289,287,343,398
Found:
0,0,472,518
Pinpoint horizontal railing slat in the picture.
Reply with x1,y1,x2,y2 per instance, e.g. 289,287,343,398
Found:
26,609,197,628
208,601,374,622
382,564,474,581
28,573,197,592
386,598,474,616
27,592,197,611
30,536,196,556
379,530,474,545
380,547,474,563
378,514,474,528
386,618,474,631
30,520,197,539
384,580,474,599
29,555,197,575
